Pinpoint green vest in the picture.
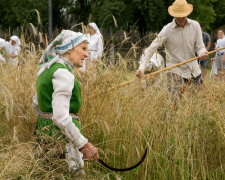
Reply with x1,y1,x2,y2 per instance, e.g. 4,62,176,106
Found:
37,63,82,113
36,62,82,136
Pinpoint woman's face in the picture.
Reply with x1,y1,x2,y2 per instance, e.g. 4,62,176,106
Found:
10,40,16,45
87,25,95,35
68,42,89,67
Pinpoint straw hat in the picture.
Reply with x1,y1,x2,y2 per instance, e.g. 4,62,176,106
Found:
168,0,193,17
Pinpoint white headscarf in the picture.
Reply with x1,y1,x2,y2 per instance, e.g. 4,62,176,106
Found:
38,30,87,76
10,36,21,46
88,22,104,59
88,22,102,37
4,36,21,58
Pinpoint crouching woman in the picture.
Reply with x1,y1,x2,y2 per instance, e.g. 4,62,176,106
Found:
33,30,99,175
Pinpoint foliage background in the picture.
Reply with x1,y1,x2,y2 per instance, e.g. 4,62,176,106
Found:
0,0,224,34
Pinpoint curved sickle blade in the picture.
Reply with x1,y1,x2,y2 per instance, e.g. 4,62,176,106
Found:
98,148,148,171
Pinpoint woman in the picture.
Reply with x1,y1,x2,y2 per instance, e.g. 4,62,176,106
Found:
211,30,225,77
87,22,103,61
4,35,21,66
33,30,99,175
80,23,103,72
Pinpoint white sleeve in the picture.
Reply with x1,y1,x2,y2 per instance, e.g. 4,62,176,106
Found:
138,27,167,70
195,22,206,55
0,38,6,48
52,68,88,149
221,39,225,54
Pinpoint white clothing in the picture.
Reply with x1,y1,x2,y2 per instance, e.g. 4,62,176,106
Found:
139,53,164,72
88,23,103,61
89,22,102,36
79,33,103,72
215,55,225,70
139,18,206,79
38,32,86,76
0,38,6,63
210,61,218,77
213,36,225,72
88,33,103,61
10,36,21,46
79,23,103,72
0,38,6,48
4,41,21,66
215,36,225,56
3,39,21,66
65,142,85,174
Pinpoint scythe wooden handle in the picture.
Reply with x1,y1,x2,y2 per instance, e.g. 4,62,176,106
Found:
89,47,225,99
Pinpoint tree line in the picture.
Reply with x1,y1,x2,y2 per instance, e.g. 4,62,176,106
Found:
0,0,224,34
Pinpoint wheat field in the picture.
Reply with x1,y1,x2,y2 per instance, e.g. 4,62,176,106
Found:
0,38,224,180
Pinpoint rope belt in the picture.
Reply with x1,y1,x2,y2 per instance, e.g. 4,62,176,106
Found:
39,112,80,121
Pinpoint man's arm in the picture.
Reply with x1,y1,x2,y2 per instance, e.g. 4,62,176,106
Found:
136,26,168,77
195,23,208,59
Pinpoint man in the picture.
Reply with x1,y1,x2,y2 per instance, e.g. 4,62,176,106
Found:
211,30,225,77
136,0,208,94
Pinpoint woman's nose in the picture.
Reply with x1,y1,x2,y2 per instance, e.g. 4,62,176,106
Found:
84,51,89,58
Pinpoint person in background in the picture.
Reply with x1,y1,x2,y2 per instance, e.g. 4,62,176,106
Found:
87,22,103,61
211,30,225,78
80,22,103,72
0,38,6,64
199,26,211,77
136,0,208,96
4,36,21,66
33,30,99,177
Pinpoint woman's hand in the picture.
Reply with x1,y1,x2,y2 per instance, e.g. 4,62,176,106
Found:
79,142,99,161
9,54,17,58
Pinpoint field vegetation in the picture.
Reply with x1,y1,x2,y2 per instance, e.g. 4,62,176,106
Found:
0,32,224,180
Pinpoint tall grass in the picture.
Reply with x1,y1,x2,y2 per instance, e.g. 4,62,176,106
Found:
0,39,224,180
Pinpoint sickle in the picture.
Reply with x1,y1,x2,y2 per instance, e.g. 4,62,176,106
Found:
98,148,148,171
